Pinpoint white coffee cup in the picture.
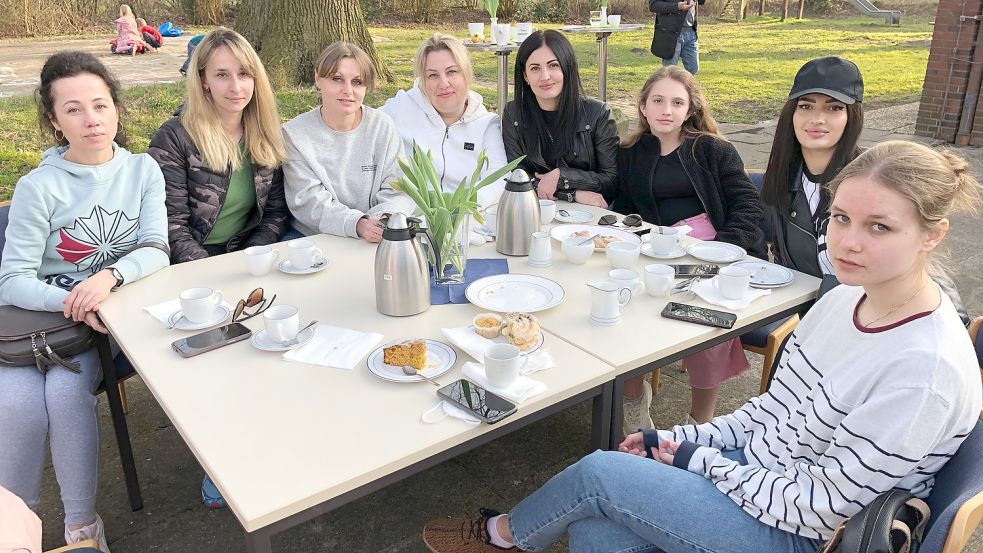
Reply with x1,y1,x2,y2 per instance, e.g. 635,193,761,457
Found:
484,204,499,234
608,268,644,298
605,241,640,269
493,23,510,46
561,236,594,264
648,227,680,255
179,287,223,324
263,304,300,343
588,281,631,322
528,231,552,265
287,239,322,270
712,266,752,300
539,199,557,225
244,245,280,276
484,343,527,388
607,14,622,25
467,22,485,41
517,21,533,41
644,263,675,297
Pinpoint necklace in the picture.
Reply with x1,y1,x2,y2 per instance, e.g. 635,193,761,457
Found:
861,280,930,328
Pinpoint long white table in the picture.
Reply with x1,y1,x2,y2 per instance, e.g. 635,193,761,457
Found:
99,234,615,553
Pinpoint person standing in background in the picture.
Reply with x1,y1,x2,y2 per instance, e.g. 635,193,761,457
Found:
650,0,706,75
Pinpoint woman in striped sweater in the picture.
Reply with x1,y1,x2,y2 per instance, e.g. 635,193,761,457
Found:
421,140,982,553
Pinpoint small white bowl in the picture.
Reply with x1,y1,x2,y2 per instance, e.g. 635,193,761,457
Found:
561,236,594,264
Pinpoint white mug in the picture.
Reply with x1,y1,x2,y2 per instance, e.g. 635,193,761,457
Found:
607,14,622,25
561,236,594,264
484,205,499,234
588,281,631,322
539,199,557,225
608,268,644,298
528,231,552,266
712,266,752,300
517,21,533,41
467,22,485,41
484,343,527,388
244,245,280,276
644,264,675,297
647,227,680,255
287,239,322,270
179,287,223,324
605,241,640,269
263,304,300,343
493,23,510,46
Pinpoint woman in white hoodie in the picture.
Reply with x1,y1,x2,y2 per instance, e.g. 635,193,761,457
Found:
380,33,509,208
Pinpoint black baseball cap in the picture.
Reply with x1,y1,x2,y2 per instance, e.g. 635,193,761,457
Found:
788,57,864,104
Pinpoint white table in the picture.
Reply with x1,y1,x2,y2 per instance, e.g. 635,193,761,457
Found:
470,202,821,445
560,24,646,102
98,234,615,553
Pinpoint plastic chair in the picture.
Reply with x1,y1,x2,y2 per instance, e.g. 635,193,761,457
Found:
0,201,143,511
45,540,100,552
921,414,983,553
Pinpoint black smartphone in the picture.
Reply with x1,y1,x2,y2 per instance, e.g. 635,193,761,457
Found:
171,323,252,358
661,302,737,329
437,379,518,424
671,264,720,277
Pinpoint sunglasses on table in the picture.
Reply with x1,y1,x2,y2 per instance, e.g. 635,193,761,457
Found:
598,214,643,228
232,287,277,322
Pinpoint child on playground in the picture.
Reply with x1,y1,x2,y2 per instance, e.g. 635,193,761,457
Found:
135,17,163,50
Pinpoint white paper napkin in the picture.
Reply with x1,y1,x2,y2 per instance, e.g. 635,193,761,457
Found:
282,324,383,369
691,279,771,310
462,362,548,404
441,326,555,374
143,298,235,327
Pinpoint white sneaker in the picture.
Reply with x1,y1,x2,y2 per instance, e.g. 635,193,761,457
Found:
65,514,111,553
622,382,654,437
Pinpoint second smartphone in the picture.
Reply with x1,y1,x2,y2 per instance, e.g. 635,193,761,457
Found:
437,379,517,424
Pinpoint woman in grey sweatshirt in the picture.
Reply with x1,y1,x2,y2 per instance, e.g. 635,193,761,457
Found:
282,42,414,242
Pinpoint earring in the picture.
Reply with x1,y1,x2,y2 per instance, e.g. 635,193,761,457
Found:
117,121,124,135
54,129,64,141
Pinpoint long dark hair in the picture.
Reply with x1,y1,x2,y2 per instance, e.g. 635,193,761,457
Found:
761,98,863,215
512,30,583,158
35,51,128,148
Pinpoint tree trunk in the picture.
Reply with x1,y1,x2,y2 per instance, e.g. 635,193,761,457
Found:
781,0,789,20
238,0,393,88
797,0,805,18
758,0,764,16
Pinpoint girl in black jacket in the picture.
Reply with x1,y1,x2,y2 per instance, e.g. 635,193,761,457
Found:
610,66,764,434
502,30,616,208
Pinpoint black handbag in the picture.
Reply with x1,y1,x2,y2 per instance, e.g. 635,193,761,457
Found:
0,305,93,373
818,489,930,553
650,22,680,59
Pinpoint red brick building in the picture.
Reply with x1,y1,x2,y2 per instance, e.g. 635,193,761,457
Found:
915,0,983,145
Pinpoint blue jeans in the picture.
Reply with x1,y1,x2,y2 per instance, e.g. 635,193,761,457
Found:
508,450,823,553
661,27,700,75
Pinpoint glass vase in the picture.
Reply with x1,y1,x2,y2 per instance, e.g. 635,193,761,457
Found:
433,211,470,285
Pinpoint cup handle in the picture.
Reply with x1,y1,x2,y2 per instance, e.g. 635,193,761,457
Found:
618,288,632,307
212,291,223,306
272,249,280,261
313,248,323,260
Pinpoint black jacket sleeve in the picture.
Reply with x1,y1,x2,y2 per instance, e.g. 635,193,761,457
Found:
557,105,619,194
148,120,209,264
650,0,681,13
245,167,289,248
501,103,535,175
712,140,766,258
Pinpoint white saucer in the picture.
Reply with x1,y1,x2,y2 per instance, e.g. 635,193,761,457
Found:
554,209,594,224
278,256,329,275
167,305,231,330
250,325,316,352
641,243,687,259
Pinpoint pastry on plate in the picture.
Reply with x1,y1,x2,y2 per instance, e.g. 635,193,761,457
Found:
473,313,504,339
501,312,540,351
383,339,427,370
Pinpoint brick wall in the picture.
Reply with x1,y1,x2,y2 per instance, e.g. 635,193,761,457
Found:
915,0,983,145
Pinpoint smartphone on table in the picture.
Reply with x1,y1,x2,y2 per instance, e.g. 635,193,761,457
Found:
671,264,720,277
661,302,737,329
171,323,252,358
437,379,518,424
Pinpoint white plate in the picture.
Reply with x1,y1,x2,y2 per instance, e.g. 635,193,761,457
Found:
685,242,747,263
250,325,316,352
470,326,545,354
640,243,687,259
465,274,565,313
167,305,230,330
549,224,642,252
366,339,457,383
277,256,329,275
729,261,794,288
554,209,594,224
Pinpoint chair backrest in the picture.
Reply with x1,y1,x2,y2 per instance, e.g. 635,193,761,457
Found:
746,171,773,243
922,418,983,552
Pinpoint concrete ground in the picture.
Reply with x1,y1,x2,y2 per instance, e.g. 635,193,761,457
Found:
4,35,982,553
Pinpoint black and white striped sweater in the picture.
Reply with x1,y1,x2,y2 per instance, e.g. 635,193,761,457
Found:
645,284,981,540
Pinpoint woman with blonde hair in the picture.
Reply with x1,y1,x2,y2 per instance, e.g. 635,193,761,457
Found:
110,4,145,55
608,65,764,434
282,41,413,242
149,27,290,263
425,141,981,553
380,33,508,208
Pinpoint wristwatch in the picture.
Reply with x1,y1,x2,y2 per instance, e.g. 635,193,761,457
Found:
110,267,124,289
556,190,576,203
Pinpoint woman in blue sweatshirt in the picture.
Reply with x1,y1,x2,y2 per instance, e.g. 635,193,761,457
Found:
0,51,169,552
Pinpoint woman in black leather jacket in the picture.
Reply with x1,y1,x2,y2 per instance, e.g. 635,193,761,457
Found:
502,30,617,208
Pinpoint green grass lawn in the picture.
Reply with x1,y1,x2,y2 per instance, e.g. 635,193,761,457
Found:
0,16,933,200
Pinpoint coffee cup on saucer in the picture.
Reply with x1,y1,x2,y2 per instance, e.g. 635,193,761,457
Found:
644,264,674,297
539,199,557,225
648,227,680,255
244,245,280,276
263,305,300,343
484,343,527,388
179,287,223,324
287,239,322,270
712,266,752,300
